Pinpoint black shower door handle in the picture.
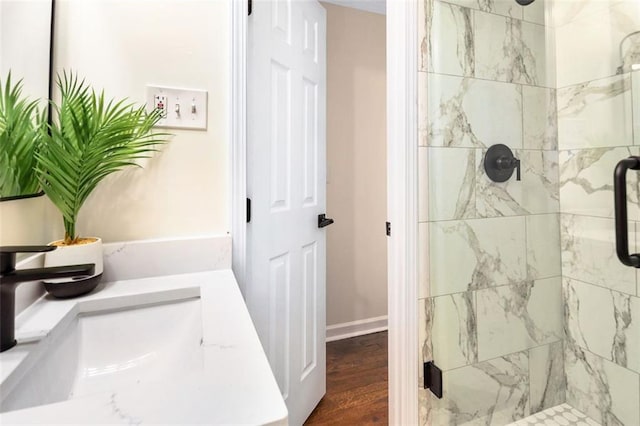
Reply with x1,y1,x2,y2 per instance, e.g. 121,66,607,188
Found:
614,156,640,268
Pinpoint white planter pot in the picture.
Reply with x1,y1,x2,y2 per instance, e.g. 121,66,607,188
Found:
43,237,104,298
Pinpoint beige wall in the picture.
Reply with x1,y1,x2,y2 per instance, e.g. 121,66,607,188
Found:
0,198,50,246
323,3,387,326
2,0,229,246
46,0,230,243
1,0,230,314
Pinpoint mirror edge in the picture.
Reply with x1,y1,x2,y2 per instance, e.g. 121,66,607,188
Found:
0,0,55,202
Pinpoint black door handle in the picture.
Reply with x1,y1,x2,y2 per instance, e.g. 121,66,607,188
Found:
318,214,334,228
614,156,640,268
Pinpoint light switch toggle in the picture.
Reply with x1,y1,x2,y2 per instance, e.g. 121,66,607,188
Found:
175,103,181,117
191,102,197,114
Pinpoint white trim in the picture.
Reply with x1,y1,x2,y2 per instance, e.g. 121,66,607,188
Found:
230,1,418,424
387,0,419,425
230,0,248,296
326,315,388,342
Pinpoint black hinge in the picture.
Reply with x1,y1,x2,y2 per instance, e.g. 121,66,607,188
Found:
424,361,443,399
248,0,252,15
386,222,391,236
247,198,251,223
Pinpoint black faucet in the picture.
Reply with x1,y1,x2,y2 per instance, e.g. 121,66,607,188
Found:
0,246,95,353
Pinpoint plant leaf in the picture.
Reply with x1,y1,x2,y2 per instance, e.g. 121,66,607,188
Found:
36,71,170,240
0,71,43,197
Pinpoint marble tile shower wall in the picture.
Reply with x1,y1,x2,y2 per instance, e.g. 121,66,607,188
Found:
417,0,564,424
555,1,640,425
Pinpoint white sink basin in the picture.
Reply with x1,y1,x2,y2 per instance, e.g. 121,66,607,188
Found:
0,271,288,425
1,298,203,413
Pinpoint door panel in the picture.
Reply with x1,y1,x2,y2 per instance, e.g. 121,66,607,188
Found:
268,252,291,399
302,78,318,207
272,0,291,43
303,17,318,62
248,1,327,425
301,241,318,379
270,61,292,211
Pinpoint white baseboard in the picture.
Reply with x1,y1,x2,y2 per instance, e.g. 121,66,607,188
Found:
326,315,388,342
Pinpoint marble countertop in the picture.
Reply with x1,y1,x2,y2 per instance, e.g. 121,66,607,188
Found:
0,270,288,425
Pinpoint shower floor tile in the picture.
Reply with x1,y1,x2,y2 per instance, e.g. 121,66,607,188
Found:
508,404,601,426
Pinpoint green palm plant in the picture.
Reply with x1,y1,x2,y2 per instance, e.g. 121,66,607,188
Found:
36,71,169,245
0,72,44,198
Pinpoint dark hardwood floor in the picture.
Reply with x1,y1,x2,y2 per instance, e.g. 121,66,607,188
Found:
305,331,388,425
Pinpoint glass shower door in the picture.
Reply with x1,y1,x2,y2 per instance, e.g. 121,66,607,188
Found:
560,5,639,425
418,0,640,425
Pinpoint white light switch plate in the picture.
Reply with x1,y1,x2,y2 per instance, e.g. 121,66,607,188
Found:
146,85,207,130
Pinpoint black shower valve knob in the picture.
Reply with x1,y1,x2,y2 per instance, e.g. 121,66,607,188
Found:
484,144,521,183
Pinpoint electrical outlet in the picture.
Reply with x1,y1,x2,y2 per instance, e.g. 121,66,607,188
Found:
153,94,168,120
147,86,207,130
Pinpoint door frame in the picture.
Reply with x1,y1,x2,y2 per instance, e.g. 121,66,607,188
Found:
229,1,419,424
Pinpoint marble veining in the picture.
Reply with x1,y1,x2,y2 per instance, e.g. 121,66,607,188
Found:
477,278,563,361
559,147,640,219
560,214,637,294
428,76,483,147
520,151,559,212
428,148,559,221
428,148,477,220
428,1,475,77
522,86,557,151
561,214,637,296
565,340,640,426
419,0,431,72
427,73,523,149
454,154,477,218
445,0,523,20
475,12,548,86
526,214,561,280
429,217,527,296
611,291,634,370
423,351,530,426
529,342,566,414
620,33,640,75
564,278,640,374
109,393,142,426
476,150,559,218
557,74,632,150
558,75,630,118
476,158,529,217
422,292,478,370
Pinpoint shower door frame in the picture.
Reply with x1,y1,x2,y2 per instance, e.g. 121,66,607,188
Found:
229,1,419,424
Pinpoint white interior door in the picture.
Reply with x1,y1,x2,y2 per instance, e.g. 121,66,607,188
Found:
247,1,327,425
